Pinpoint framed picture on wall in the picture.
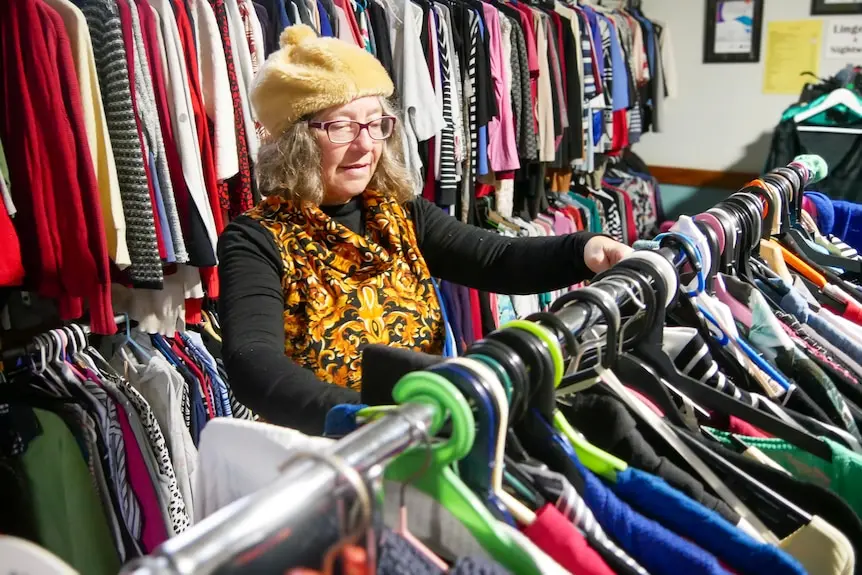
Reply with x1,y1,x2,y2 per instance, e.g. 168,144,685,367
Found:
704,0,764,63
811,0,862,15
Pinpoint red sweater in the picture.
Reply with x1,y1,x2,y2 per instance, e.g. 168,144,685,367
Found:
1,0,115,333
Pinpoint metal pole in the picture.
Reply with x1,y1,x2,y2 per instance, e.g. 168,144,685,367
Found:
122,402,437,575
550,246,681,343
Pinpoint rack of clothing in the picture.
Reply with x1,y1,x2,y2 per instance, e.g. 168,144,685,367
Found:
439,151,661,353
0,0,671,334
117,154,862,575
0,313,253,575
0,0,264,334
766,65,862,203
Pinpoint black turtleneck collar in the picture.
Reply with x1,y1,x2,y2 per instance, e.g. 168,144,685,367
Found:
320,196,364,235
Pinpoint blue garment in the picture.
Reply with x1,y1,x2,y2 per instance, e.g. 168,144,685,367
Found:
476,14,489,177
805,192,835,235
582,7,604,80
832,198,862,253
549,422,731,575
149,153,175,263
317,0,333,36
432,279,457,358
779,283,862,365
592,110,603,146
805,191,862,251
439,281,464,353
277,0,291,29
598,15,629,111
324,404,366,436
612,468,806,575
183,332,232,417
152,334,206,444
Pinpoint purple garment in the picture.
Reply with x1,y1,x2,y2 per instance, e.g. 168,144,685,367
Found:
456,284,475,346
581,6,604,79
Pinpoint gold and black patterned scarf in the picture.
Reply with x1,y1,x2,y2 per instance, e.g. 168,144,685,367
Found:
246,189,444,390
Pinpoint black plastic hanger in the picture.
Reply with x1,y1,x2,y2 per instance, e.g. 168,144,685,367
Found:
694,220,721,294
552,283,695,430
638,237,835,462
709,206,740,274
487,327,555,422
681,428,812,532
591,266,658,348
467,338,531,424
771,165,862,279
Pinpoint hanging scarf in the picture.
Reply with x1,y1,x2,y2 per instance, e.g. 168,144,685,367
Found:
246,189,444,390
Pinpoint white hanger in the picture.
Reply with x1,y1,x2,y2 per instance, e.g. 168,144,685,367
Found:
793,87,862,123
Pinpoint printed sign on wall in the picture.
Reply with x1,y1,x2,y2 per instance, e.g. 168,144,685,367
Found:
825,18,862,58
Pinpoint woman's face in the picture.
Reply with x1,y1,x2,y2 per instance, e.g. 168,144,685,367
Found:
313,97,386,205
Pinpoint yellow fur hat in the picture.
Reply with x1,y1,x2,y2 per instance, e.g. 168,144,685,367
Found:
251,25,395,136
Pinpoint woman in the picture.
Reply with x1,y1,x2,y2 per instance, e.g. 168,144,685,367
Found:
219,25,632,434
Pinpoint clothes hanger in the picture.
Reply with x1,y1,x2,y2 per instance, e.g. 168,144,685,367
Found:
391,423,450,570
559,280,698,432
451,356,538,525
587,267,657,348
383,372,543,574
680,428,813,535
467,338,530,424
562,284,783,542
505,318,630,481
426,361,512,523
464,336,547,470
793,87,862,123
660,232,836,461
200,310,222,343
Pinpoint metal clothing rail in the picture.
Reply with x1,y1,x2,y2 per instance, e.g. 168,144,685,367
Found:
122,402,438,574
0,314,130,364
121,247,684,575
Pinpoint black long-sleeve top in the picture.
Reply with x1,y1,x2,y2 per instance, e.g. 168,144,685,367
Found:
218,196,599,433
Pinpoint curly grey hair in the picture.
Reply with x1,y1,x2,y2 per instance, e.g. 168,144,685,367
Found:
254,97,415,204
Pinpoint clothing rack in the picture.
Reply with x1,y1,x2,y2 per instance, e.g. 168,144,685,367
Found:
120,246,685,575
123,157,823,574
0,314,129,365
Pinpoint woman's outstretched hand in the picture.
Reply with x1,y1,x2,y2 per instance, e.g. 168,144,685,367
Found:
583,236,634,274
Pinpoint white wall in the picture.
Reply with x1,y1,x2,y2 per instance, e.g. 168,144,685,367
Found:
636,0,854,172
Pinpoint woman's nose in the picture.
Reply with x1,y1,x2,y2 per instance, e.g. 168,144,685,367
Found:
352,127,375,150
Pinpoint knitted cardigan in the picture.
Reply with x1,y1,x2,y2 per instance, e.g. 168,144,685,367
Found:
0,0,115,332
82,0,164,287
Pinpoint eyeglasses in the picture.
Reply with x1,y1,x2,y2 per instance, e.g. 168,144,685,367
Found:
308,116,397,144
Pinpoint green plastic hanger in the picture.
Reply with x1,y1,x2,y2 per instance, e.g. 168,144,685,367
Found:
384,372,542,575
503,319,626,482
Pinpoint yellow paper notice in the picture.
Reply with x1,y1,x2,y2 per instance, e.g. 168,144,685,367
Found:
763,20,823,95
